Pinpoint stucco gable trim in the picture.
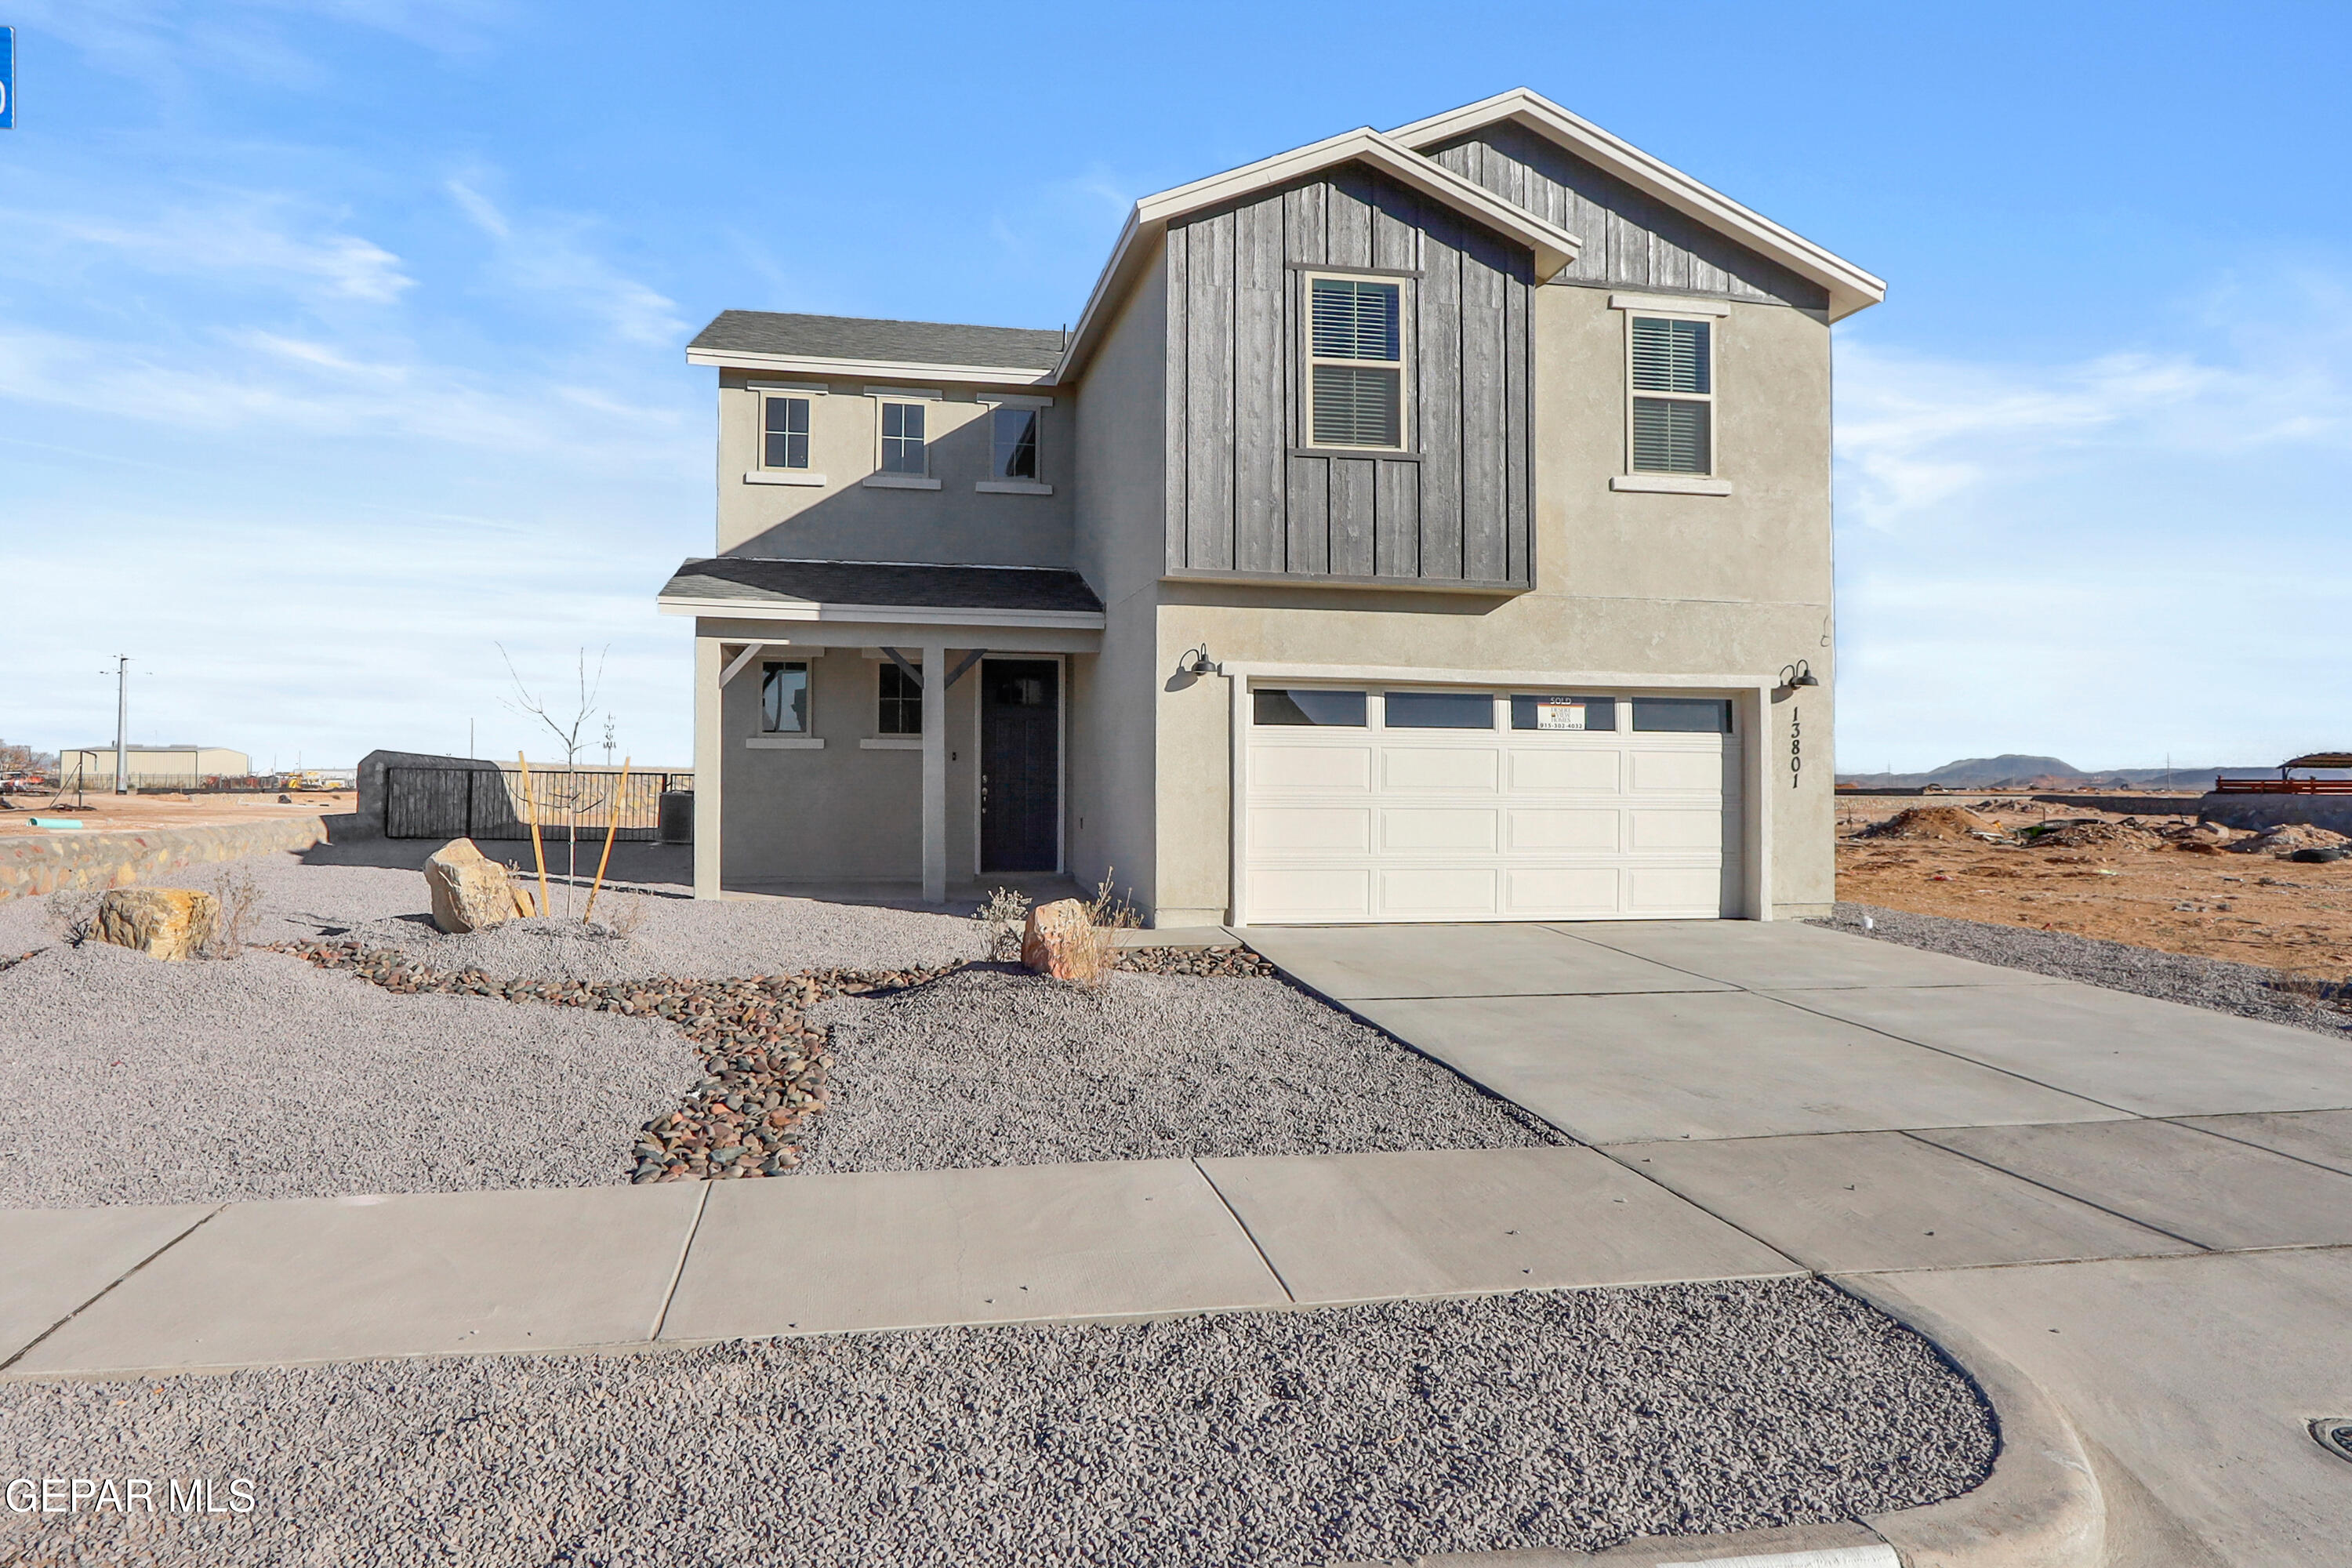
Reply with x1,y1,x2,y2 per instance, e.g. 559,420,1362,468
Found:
1388,89,1886,322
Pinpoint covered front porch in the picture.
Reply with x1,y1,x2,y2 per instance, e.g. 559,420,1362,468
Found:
659,557,1105,903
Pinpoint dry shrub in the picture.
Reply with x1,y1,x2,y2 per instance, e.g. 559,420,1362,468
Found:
202,866,264,958
599,891,650,938
975,887,1031,960
44,887,98,945
1054,920,1116,989
1085,867,1145,930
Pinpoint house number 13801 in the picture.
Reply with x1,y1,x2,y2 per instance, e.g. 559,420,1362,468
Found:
1789,706,1802,789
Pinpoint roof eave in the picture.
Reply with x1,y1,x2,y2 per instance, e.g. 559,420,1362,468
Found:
1388,89,1886,321
682,346,1058,386
656,595,1106,630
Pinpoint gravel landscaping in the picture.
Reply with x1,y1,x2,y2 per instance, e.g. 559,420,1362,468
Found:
0,940,697,1209
0,849,987,982
800,965,1559,1171
0,1278,1993,1567
1823,899,2352,1037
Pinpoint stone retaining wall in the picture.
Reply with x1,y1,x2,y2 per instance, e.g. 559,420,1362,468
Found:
0,816,328,902
2197,793,2352,836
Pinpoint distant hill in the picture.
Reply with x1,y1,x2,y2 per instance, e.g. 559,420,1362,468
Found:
1835,754,2288,791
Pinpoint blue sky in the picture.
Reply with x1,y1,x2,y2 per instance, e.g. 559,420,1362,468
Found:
3,0,2347,773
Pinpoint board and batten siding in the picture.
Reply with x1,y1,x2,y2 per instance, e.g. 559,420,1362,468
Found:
1164,164,1534,589
1429,122,1831,312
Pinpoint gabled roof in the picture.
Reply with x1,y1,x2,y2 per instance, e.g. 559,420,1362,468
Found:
656,557,1106,629
1388,88,1886,321
685,311,1065,385
1057,126,1582,380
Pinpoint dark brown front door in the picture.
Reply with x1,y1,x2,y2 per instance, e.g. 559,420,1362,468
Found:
980,660,1060,872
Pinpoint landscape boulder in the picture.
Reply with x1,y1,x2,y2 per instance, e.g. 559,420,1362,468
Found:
1022,898,1107,983
425,838,532,932
93,887,219,960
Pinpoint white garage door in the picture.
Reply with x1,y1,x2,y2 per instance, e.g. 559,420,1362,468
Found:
1243,684,1740,924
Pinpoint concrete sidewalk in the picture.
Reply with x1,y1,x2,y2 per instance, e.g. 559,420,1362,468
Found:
0,1146,1794,1379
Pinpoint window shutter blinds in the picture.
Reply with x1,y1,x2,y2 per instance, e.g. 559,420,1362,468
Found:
1630,317,1710,394
1310,278,1400,360
1312,365,1402,447
1632,397,1710,474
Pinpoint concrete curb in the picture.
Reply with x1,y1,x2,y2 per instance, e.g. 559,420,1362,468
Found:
1842,1274,2106,1568
0,816,328,902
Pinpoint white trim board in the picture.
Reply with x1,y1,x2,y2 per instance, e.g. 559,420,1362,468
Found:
688,346,1054,387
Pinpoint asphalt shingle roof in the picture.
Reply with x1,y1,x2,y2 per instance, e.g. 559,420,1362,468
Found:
688,310,1067,372
658,557,1105,616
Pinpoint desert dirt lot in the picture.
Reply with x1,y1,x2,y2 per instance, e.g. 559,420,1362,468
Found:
0,789,354,836
1837,793,2352,979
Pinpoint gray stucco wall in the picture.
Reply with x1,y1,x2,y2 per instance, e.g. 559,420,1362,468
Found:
713,375,1076,568
1145,283,1837,924
1163,163,1534,590
714,650,977,885
1069,243,1171,912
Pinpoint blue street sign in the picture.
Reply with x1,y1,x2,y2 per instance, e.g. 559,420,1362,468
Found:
0,29,13,130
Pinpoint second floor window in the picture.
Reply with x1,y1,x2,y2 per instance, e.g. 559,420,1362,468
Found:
761,661,810,734
1628,315,1713,474
1308,275,1406,449
992,405,1040,480
878,662,922,735
880,401,927,474
762,395,811,470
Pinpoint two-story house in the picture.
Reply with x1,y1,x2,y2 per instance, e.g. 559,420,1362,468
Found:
659,89,1882,926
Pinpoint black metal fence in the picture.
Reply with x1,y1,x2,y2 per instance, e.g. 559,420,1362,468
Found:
384,766,691,842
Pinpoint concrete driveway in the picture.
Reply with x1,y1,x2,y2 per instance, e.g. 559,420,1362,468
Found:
1240,918,2352,1564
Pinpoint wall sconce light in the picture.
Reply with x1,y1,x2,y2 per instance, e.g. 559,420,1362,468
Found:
1183,645,1221,677
1778,659,1819,690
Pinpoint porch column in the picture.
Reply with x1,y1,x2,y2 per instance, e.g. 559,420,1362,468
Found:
692,636,724,900
921,642,948,903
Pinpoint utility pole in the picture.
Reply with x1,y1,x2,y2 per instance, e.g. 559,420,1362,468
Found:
110,655,129,794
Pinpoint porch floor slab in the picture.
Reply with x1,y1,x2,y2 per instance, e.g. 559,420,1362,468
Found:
655,1159,1289,1343
1195,1146,1798,1305
1914,1118,2352,1251
1771,981,2352,1117
1602,1130,2198,1274
1238,922,1733,1001
10,1184,706,1377
1349,990,2131,1145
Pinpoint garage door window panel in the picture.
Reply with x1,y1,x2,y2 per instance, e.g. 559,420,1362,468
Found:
1254,688,1367,727
1632,697,1733,733
1385,691,1494,729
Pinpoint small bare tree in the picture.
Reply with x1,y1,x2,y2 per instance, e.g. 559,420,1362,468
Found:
499,644,612,919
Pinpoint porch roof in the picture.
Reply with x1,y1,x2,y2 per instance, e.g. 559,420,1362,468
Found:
656,556,1107,629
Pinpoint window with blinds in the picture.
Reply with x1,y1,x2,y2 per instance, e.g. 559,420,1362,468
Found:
1306,275,1406,449
1628,315,1714,475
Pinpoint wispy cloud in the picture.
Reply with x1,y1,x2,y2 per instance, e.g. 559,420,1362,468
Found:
1831,270,2352,770
446,174,688,347
0,196,415,305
